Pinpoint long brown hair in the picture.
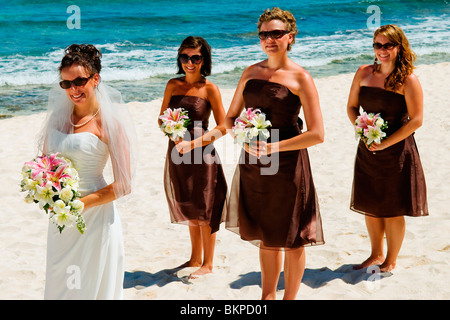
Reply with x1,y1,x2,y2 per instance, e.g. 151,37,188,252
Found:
373,24,416,91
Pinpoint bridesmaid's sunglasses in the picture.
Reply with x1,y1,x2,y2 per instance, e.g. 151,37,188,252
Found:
59,75,94,89
258,30,290,40
373,42,398,50
179,54,203,65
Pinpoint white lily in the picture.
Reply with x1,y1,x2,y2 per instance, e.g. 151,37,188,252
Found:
62,177,79,189
355,126,364,140
366,126,386,146
53,199,70,214
23,178,39,191
24,193,35,204
35,181,56,206
232,108,272,147
233,125,247,145
51,200,76,227
50,211,76,229
163,121,175,134
250,113,272,131
172,122,186,141
248,127,260,140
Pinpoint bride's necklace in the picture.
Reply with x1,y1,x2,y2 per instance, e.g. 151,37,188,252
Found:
70,107,100,128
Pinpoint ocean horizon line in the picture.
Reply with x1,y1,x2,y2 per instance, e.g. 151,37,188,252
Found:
1,60,448,120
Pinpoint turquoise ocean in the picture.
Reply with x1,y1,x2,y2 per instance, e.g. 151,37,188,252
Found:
0,0,449,117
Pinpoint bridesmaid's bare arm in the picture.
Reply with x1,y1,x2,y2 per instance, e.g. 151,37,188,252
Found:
158,79,177,127
369,73,423,151
182,82,227,152
347,65,372,124
272,70,324,153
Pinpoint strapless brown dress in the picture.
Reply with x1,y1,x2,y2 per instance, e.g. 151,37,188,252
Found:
351,86,428,217
163,95,228,233
226,79,324,249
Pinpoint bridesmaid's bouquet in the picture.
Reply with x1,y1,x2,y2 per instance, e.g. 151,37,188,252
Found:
355,111,388,147
159,107,191,142
232,108,272,147
20,153,86,234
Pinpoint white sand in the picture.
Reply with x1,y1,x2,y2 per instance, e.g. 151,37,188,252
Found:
0,62,448,300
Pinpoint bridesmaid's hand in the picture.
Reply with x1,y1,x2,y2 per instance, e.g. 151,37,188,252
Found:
175,140,193,154
367,140,388,152
247,141,273,157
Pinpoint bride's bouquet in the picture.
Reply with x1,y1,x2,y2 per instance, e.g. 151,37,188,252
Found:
20,153,86,234
159,107,191,141
232,108,272,147
355,111,388,147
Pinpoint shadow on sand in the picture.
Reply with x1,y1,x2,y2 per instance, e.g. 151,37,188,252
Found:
124,264,392,290
123,267,194,289
229,264,393,290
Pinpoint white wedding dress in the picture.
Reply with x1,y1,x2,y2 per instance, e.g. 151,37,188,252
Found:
44,130,124,300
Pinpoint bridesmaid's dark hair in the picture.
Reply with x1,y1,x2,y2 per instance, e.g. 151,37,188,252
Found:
176,36,212,76
59,44,102,75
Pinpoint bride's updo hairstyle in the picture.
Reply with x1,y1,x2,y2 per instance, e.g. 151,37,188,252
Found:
59,44,102,75
40,43,137,199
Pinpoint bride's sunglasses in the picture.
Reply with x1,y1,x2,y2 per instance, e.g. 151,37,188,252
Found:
258,30,290,40
59,75,94,89
373,42,398,50
179,54,203,65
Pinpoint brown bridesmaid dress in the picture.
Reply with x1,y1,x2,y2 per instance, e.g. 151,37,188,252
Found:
350,86,429,217
226,79,324,249
163,95,228,233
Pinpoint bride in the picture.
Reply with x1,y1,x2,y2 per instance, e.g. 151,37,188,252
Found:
38,44,136,299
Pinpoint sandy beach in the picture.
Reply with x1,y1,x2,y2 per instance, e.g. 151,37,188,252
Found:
0,62,448,300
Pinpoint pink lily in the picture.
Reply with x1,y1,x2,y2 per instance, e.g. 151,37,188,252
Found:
26,153,65,179
47,163,72,191
356,112,381,130
159,109,174,122
171,108,182,121
246,108,261,121
160,108,188,122
234,117,249,127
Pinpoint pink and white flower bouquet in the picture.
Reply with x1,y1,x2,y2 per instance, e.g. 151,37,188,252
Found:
355,111,388,147
232,108,272,147
159,107,191,141
20,153,86,234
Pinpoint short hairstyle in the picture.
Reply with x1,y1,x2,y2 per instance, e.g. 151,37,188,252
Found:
59,44,102,75
176,36,212,76
257,7,298,51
